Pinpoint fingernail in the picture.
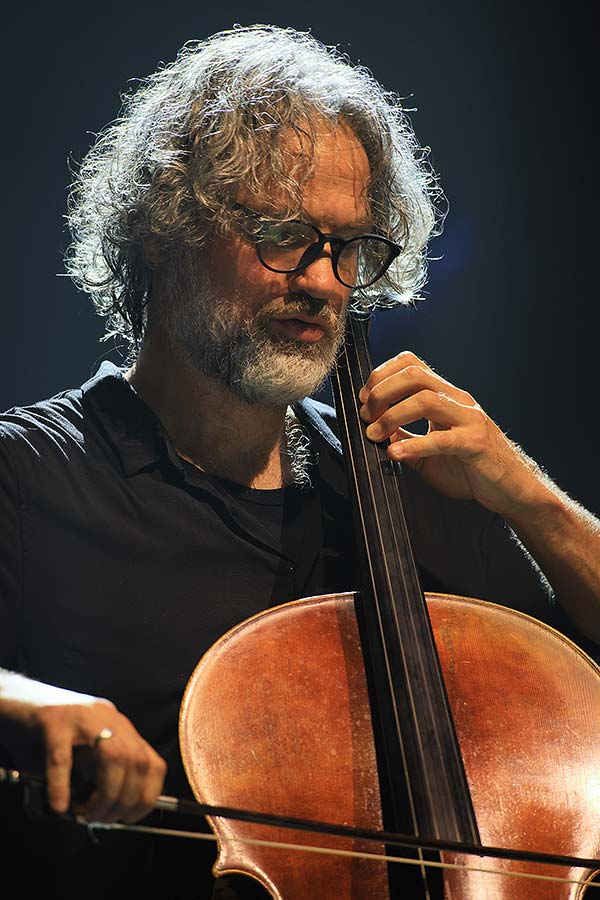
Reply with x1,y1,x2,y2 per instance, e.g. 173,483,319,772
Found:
359,404,370,422
366,423,383,440
358,387,368,403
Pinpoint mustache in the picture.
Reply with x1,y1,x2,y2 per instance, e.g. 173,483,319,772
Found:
293,293,328,317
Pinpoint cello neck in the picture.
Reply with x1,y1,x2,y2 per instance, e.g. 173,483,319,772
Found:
330,312,479,846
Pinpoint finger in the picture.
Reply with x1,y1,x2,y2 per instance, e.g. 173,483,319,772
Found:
360,365,475,423
358,351,427,403
387,428,470,461
79,738,166,825
119,750,166,824
81,736,128,823
364,391,476,442
43,722,75,815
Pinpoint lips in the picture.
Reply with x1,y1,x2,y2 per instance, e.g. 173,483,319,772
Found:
271,317,326,343
276,313,327,326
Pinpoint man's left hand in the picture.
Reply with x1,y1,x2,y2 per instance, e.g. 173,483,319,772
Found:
359,350,541,519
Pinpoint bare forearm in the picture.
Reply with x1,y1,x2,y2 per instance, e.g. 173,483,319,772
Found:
506,481,600,645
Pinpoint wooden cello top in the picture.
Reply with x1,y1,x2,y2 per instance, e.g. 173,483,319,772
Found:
177,313,600,898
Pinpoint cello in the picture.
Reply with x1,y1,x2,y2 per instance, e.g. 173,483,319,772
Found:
176,312,600,898
4,314,599,896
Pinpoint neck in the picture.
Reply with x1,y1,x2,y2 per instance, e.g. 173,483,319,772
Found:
127,334,288,490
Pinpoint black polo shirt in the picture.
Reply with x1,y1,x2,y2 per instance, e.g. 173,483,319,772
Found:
0,362,591,898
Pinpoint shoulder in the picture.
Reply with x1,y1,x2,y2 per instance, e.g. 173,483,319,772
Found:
0,388,86,466
0,390,90,564
0,363,128,470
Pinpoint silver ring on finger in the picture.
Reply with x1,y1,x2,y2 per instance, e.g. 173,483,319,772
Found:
93,727,114,748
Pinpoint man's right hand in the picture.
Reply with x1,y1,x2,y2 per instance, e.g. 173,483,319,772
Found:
0,670,166,824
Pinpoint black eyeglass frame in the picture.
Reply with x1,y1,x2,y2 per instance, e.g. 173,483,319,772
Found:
232,202,402,289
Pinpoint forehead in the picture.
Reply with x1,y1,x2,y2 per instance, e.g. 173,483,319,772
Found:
241,121,371,228
309,126,370,214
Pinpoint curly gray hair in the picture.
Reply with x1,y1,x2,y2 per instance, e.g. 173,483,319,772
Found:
65,24,444,350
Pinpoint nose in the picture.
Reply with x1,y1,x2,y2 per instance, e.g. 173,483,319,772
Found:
287,249,349,313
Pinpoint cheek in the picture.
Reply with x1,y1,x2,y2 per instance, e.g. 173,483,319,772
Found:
209,237,284,298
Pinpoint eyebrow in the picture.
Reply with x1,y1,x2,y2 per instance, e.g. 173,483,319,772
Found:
297,208,374,236
237,202,374,236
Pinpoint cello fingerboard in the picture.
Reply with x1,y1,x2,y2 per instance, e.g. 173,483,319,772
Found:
330,312,480,849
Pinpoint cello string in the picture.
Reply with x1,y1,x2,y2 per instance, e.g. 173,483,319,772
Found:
4,768,598,876
338,315,474,888
347,322,442,812
349,318,467,840
83,818,600,890
333,336,413,761
339,316,482,882
332,333,431,886
341,317,448,837
331,341,425,844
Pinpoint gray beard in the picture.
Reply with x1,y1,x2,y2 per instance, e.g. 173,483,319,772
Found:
157,252,346,407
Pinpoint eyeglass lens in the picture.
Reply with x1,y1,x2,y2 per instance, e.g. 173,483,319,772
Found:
257,221,393,288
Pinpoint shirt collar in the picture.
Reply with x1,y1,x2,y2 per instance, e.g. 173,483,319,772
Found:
80,361,346,484
295,397,342,454
80,361,177,477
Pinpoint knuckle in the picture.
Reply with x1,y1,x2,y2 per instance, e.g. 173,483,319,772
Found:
435,430,453,450
132,756,150,778
469,423,488,452
368,382,385,404
469,406,489,433
419,389,438,410
133,745,165,781
472,434,487,454
98,739,120,761
136,748,158,777
37,706,68,732
46,746,71,769
377,411,392,433
95,696,116,711
394,350,417,366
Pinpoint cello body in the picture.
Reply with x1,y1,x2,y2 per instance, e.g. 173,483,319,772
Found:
180,591,600,899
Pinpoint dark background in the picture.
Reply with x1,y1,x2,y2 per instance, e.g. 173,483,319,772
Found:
4,1,597,511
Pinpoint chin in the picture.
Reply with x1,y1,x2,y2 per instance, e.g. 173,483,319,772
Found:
236,353,332,406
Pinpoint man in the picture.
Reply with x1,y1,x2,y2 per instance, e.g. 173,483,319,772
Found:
1,24,599,899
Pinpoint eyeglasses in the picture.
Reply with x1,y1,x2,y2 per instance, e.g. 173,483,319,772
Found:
232,203,401,289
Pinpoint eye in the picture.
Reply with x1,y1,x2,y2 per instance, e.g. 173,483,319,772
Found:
260,222,315,249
